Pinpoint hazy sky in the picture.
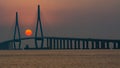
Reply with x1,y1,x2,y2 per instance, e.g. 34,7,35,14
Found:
0,0,120,42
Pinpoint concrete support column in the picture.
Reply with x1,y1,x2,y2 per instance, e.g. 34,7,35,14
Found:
63,40,65,49
78,40,80,49
86,41,89,49
91,41,94,49
50,38,52,49
118,41,120,49
113,42,117,49
47,38,49,49
70,40,72,49
95,41,99,49
101,41,105,49
60,40,62,49
106,42,110,49
67,40,69,49
74,40,77,49
82,41,85,49
53,39,56,49
56,39,59,49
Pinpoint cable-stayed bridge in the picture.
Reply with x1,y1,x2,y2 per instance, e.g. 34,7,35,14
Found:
0,5,120,50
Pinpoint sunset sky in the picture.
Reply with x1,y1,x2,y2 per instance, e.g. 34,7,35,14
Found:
0,0,120,42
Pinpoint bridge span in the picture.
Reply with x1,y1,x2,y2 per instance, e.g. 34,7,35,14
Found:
0,37,120,50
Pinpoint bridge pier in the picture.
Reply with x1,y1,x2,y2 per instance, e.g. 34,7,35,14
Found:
47,38,49,49
113,42,117,49
86,40,89,49
106,42,109,49
35,39,38,48
60,39,62,49
67,40,69,49
53,39,56,49
56,39,59,49
91,41,95,49
82,40,85,49
78,40,80,49
63,39,66,49
101,41,105,49
118,42,120,49
74,40,77,49
70,40,72,49
14,40,21,50
49,38,52,49
95,41,99,49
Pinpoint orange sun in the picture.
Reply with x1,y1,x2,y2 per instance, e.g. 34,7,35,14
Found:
25,29,32,36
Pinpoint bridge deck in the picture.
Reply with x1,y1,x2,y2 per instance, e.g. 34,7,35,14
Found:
0,37,120,50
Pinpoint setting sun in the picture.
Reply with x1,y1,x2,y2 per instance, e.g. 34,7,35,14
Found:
25,29,32,36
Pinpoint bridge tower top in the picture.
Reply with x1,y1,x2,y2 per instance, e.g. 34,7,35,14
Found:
35,5,44,38
13,12,21,39
13,12,21,49
35,5,44,48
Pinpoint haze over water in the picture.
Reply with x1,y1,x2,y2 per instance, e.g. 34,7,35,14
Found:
0,0,120,42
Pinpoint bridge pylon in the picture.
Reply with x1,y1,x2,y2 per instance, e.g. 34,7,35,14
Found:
13,12,21,49
35,5,44,48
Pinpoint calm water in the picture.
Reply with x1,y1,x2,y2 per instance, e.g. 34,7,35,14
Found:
0,50,120,68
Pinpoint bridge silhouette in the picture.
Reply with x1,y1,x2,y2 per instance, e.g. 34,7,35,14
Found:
0,5,120,50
